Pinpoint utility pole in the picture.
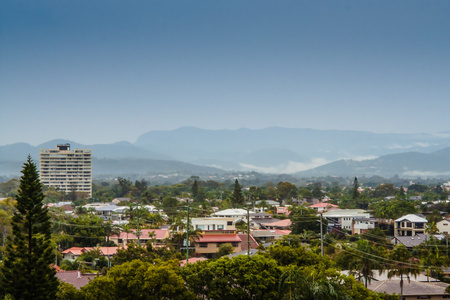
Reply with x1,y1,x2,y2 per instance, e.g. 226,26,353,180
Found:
247,207,250,256
186,204,190,262
320,213,324,256
136,204,141,247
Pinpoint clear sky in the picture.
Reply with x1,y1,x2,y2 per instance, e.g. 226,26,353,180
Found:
1,0,449,146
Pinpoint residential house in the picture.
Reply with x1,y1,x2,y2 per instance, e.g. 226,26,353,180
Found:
237,233,259,252
436,218,450,234
194,230,257,258
352,218,380,235
392,233,430,248
212,209,248,220
179,257,208,267
260,219,291,230
191,217,236,231
249,213,280,229
251,200,280,213
308,202,339,213
61,247,119,262
394,214,428,237
56,271,97,289
112,197,131,204
110,229,170,246
92,204,128,221
250,229,291,242
276,206,291,216
322,209,370,232
367,279,449,300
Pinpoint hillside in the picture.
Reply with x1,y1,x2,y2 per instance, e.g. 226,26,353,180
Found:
1,128,450,177
297,148,450,178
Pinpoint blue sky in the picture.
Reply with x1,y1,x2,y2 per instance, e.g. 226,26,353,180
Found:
1,0,449,146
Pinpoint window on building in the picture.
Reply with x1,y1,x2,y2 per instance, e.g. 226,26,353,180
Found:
199,243,208,248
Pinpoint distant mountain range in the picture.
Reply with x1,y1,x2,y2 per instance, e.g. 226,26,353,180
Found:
1,127,450,178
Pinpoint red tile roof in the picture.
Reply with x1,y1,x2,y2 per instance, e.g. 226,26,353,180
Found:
261,219,292,227
56,271,97,289
61,247,85,255
252,229,291,236
61,247,120,256
179,257,207,267
114,229,168,240
309,203,339,208
237,234,259,251
197,234,242,243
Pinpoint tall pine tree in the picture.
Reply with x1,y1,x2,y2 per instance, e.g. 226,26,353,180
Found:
191,180,199,200
232,179,244,205
352,177,360,200
1,156,58,299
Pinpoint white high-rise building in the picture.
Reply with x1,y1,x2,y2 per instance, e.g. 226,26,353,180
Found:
39,144,92,196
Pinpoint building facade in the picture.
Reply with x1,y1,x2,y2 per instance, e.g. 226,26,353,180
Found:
323,209,370,232
39,144,92,196
437,218,450,234
394,214,427,237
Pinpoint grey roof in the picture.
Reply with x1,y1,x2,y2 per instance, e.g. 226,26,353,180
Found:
392,234,430,248
227,248,259,258
322,209,368,217
395,214,428,223
95,205,127,212
251,218,281,224
368,280,449,296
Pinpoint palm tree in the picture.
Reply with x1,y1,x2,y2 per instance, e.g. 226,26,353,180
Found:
169,217,186,233
419,236,449,281
348,239,386,288
387,244,420,300
278,267,338,300
104,220,121,245
122,224,132,245
425,221,438,235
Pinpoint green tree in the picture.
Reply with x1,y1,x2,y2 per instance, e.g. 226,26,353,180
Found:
418,236,448,281
290,206,325,234
0,156,58,299
232,179,244,205
181,255,281,299
111,242,179,265
278,267,339,300
191,180,198,199
352,176,360,200
373,183,396,198
104,220,121,245
347,239,386,288
388,244,420,300
216,243,234,257
56,280,84,300
312,182,323,199
277,182,297,200
81,260,194,300
0,179,20,197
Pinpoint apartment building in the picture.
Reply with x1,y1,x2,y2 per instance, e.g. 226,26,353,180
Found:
39,144,92,196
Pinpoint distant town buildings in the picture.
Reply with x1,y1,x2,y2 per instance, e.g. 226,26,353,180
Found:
39,143,92,196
